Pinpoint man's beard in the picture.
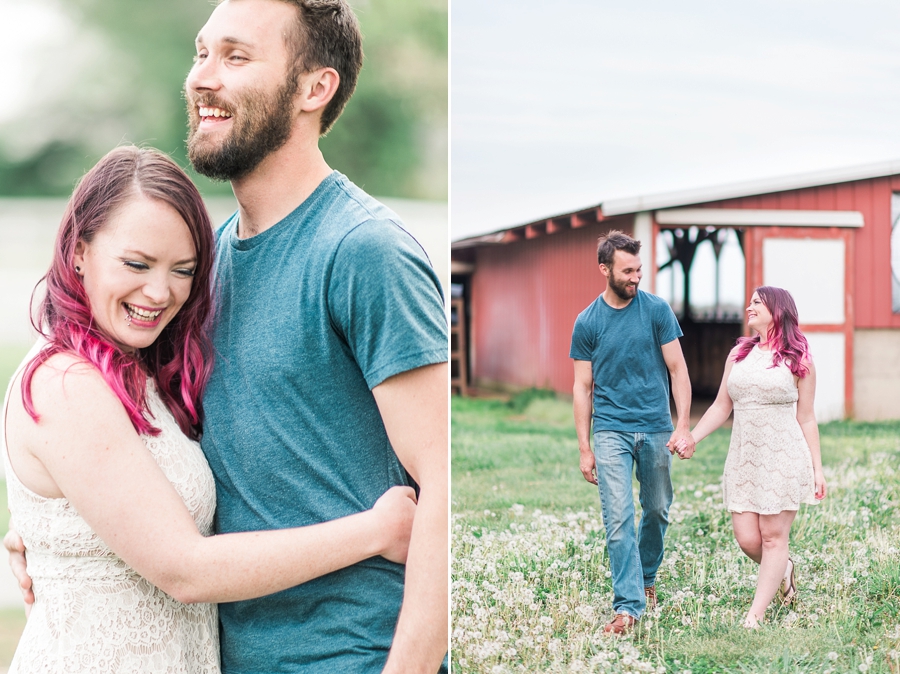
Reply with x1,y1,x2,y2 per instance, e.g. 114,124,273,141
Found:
607,274,638,301
186,76,299,181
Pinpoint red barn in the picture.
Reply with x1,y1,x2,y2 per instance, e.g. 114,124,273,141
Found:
451,161,900,422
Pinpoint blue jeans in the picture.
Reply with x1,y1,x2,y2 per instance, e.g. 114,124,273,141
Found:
593,430,673,619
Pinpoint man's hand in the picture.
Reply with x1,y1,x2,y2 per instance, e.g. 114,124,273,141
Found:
4,528,33,614
579,449,597,485
667,429,696,460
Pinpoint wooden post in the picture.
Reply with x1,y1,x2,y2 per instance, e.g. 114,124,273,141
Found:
451,297,468,395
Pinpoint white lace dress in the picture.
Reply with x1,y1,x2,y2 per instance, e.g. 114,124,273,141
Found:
724,345,818,514
3,374,220,673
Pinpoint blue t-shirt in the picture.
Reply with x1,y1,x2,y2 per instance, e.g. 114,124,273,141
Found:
569,290,682,433
200,172,448,673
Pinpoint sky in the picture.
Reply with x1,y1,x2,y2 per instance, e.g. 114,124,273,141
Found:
451,0,900,240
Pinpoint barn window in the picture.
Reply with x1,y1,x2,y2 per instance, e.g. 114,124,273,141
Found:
893,193,900,313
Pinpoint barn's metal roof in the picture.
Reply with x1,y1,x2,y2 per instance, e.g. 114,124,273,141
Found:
452,159,900,248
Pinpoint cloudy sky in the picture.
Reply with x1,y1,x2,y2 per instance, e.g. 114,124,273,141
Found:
451,0,900,239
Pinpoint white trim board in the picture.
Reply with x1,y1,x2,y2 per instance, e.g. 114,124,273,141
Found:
655,208,864,228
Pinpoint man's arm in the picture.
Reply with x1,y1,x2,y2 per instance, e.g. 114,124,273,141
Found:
372,362,448,674
660,338,695,457
573,360,597,485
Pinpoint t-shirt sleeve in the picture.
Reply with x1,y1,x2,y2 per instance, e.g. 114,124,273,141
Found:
327,219,449,389
569,311,593,360
655,300,683,346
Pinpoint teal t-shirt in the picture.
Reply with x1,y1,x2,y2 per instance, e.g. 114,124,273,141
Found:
200,172,448,673
569,290,682,433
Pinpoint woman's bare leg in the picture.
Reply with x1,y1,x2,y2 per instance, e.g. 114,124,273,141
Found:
731,512,762,563
744,510,797,626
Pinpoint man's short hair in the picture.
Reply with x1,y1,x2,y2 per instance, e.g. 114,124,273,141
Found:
269,0,364,135
597,230,641,267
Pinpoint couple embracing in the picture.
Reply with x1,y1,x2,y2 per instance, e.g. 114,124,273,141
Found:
571,230,827,634
2,0,448,672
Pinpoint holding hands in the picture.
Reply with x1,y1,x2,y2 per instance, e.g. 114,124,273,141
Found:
667,429,696,460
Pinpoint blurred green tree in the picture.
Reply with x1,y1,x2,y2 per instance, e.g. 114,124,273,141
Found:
0,0,447,200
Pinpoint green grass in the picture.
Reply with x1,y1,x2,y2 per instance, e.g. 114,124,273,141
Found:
452,395,900,673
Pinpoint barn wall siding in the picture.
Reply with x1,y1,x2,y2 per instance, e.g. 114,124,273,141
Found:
694,177,900,328
470,217,633,393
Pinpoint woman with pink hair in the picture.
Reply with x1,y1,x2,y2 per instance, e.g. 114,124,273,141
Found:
675,286,826,629
2,146,415,672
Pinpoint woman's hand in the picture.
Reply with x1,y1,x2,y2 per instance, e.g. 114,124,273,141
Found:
3,528,32,617
814,469,827,500
371,486,418,564
668,437,690,459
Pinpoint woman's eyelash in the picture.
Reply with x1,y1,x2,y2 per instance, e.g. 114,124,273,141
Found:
123,260,194,277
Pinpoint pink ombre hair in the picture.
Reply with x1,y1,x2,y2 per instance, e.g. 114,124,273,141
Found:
22,146,215,439
733,286,811,378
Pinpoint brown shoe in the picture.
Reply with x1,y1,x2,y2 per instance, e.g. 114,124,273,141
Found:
645,585,658,610
602,612,636,635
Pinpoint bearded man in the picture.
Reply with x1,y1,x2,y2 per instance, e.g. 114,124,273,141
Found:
186,1,448,671
570,229,694,635
7,0,448,672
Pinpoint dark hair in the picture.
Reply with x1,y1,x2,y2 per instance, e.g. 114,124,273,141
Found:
733,286,811,378
23,146,216,439
597,230,641,267
275,0,363,135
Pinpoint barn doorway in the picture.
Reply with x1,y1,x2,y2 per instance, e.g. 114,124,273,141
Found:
654,219,855,422
654,226,746,400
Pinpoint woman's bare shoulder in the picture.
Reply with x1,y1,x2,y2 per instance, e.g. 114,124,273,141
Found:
27,353,124,417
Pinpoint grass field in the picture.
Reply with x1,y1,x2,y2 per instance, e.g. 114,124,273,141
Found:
452,392,900,673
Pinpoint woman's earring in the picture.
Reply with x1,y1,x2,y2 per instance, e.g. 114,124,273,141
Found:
75,266,81,273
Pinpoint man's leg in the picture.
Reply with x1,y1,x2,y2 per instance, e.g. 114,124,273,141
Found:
593,430,644,620
635,431,674,591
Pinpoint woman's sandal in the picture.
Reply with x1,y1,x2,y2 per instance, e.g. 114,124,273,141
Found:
777,558,797,607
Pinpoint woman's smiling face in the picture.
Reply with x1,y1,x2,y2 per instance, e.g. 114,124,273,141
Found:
74,194,197,352
746,291,773,338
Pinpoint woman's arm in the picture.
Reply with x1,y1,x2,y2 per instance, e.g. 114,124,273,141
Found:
9,356,415,604
688,348,737,445
796,357,826,500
